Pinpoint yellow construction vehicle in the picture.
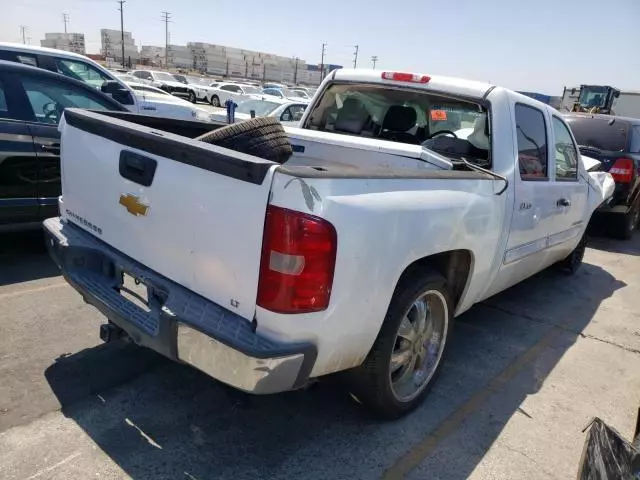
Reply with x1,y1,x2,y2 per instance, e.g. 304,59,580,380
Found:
570,85,620,114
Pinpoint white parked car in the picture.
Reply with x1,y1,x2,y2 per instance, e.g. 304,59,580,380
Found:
208,82,265,107
290,86,315,98
262,87,310,101
130,70,198,103
44,68,614,419
171,74,219,104
124,82,212,122
209,98,307,125
0,43,202,119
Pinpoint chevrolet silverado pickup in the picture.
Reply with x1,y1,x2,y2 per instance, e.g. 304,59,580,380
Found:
44,69,614,418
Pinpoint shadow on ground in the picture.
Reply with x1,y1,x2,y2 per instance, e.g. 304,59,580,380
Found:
0,230,59,286
44,256,626,479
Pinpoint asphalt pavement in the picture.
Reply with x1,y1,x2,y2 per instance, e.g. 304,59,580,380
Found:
1,230,640,479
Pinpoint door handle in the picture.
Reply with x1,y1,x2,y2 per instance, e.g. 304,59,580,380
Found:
119,150,157,187
557,198,571,207
40,144,60,154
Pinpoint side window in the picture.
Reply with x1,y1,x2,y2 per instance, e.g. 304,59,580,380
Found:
283,104,305,122
55,59,111,89
17,55,38,67
552,117,579,180
515,104,548,180
280,107,293,122
144,72,153,80
0,78,9,118
629,126,640,153
220,85,234,92
22,77,116,124
132,71,143,79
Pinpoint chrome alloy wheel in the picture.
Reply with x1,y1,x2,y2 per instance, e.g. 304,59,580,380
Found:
389,290,448,402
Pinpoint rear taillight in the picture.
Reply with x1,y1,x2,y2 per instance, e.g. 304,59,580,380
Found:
257,205,337,314
609,158,634,183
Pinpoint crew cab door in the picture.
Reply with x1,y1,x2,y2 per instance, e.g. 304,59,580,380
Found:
504,103,559,267
547,115,588,256
10,71,128,219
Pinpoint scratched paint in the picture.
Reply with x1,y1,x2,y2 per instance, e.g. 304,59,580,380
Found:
284,177,322,211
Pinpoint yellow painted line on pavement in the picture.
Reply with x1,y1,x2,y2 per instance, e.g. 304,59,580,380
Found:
383,326,562,479
0,282,68,301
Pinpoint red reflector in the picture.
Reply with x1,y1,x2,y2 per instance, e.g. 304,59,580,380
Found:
609,158,634,183
381,71,430,83
257,205,337,314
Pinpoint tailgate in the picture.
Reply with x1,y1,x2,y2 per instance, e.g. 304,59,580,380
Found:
59,109,277,321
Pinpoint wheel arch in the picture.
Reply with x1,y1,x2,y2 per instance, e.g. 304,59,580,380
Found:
393,249,474,316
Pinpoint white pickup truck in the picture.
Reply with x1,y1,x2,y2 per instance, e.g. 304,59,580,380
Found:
44,69,613,418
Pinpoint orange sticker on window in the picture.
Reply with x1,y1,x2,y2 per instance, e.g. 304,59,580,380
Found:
431,110,447,121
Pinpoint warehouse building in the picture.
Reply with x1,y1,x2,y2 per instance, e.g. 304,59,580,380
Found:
100,28,138,64
40,33,85,54
140,45,165,66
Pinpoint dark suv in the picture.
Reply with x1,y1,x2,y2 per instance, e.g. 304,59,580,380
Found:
564,113,640,239
0,60,125,232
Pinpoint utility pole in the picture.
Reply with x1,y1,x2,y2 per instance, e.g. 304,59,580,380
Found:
118,1,125,68
294,57,299,84
62,13,70,34
19,25,27,44
162,11,171,68
371,55,378,69
320,42,326,81
353,45,359,69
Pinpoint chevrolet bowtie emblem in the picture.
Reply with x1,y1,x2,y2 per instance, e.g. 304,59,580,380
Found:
119,194,149,217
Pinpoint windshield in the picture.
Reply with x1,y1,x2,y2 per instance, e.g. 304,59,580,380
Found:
578,86,609,108
129,84,170,96
173,74,188,84
188,76,209,86
236,100,280,116
307,83,490,164
154,72,177,82
565,116,629,152
287,89,307,98
241,85,262,95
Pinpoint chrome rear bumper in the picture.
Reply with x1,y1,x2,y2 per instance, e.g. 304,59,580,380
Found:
44,217,316,394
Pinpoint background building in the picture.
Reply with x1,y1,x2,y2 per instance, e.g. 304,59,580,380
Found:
140,45,165,67
40,33,85,54
100,28,138,65
167,44,192,69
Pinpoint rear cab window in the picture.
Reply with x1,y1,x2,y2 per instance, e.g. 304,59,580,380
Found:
304,82,491,167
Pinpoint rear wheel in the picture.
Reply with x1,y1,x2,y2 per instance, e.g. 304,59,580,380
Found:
211,95,220,107
347,271,452,419
196,116,292,163
613,205,639,240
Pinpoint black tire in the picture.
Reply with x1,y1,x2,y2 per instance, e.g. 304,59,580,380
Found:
196,116,292,163
556,234,587,275
610,205,639,240
188,90,196,104
347,270,453,419
211,95,220,107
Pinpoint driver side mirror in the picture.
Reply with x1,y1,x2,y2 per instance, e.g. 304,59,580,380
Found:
281,112,292,122
101,80,134,105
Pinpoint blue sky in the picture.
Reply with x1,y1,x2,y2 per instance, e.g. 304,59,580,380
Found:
2,0,638,94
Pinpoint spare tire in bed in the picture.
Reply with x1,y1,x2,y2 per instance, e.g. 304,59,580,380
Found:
196,117,293,164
